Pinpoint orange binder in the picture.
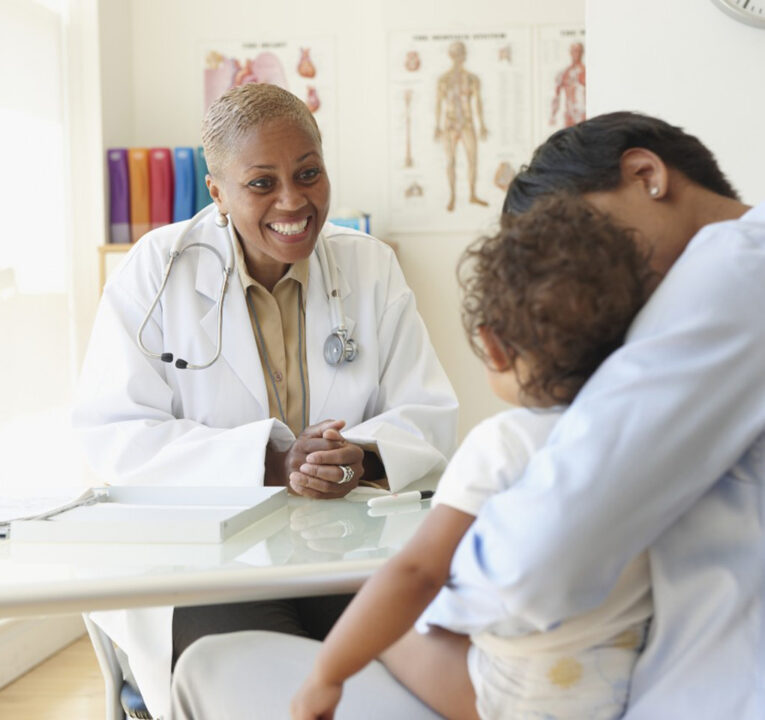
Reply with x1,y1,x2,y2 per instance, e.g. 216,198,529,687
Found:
128,148,151,243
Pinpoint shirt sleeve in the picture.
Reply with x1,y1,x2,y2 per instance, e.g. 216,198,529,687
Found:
445,219,765,635
341,244,459,491
433,410,553,516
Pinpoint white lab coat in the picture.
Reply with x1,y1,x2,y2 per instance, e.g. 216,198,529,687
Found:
73,209,458,718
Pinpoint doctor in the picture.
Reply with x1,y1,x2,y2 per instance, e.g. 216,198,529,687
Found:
73,82,457,718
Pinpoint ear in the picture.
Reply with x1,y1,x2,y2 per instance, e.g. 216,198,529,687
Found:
478,326,513,372
206,174,228,213
619,148,669,200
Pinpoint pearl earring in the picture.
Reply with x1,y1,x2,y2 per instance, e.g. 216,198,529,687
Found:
215,211,229,228
649,187,660,198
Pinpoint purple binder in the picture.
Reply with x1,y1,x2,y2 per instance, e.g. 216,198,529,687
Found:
107,148,131,244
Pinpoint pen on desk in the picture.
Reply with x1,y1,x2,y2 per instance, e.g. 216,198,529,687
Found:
367,490,434,508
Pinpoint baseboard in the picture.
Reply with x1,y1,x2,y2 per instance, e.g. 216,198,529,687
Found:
0,615,85,690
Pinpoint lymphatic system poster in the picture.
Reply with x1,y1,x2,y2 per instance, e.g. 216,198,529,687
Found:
202,38,337,173
389,29,533,233
536,26,586,144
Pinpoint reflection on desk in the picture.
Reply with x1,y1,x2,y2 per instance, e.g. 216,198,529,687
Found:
0,496,433,619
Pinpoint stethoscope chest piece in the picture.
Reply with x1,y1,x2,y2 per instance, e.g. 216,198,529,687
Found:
323,328,358,366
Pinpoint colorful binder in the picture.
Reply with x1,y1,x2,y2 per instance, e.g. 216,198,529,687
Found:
329,211,371,234
107,148,130,244
195,146,212,212
128,148,151,243
149,148,174,229
173,147,196,222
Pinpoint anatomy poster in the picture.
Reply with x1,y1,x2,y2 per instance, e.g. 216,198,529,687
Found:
536,26,586,145
201,39,337,174
389,30,533,233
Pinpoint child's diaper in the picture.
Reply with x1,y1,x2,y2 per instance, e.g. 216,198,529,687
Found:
467,620,648,720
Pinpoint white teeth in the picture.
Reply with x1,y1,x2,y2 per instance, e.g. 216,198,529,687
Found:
268,218,308,235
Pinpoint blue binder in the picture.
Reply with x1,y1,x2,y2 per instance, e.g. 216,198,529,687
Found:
195,146,212,212
173,147,196,222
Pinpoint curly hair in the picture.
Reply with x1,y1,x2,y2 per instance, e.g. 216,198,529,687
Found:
459,193,657,406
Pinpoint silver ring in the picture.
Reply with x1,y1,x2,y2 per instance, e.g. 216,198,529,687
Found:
338,465,355,485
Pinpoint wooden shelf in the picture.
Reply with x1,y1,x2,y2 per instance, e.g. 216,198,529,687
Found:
97,243,132,292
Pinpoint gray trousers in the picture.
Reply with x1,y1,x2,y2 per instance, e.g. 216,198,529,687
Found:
170,630,442,719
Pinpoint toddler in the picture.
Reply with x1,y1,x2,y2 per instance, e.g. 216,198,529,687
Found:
292,193,657,720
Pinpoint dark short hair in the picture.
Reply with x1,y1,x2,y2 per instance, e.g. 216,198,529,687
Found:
504,112,739,214
460,193,656,406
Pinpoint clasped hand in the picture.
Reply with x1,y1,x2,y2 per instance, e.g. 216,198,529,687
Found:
284,419,364,499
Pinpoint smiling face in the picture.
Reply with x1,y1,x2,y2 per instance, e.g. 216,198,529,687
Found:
207,118,330,289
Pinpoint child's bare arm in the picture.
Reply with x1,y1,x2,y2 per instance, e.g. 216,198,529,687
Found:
291,504,474,720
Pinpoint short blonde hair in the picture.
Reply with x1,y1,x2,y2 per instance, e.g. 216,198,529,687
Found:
201,83,322,176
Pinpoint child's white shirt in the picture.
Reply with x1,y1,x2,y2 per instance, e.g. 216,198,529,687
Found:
431,406,562,517
418,405,652,658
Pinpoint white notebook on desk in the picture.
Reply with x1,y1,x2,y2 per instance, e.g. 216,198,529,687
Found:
8,486,287,544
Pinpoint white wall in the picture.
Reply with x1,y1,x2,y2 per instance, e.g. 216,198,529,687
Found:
587,0,765,204
94,0,584,438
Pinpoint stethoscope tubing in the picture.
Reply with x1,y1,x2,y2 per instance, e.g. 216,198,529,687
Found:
135,207,355,370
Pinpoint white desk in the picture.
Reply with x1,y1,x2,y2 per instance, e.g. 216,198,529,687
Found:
0,495,432,618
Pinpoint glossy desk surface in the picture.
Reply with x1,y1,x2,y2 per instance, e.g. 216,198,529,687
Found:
0,494,432,618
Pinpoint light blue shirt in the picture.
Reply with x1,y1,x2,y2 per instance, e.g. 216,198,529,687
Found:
435,203,765,718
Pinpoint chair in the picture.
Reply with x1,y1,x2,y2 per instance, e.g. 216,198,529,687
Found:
83,614,153,719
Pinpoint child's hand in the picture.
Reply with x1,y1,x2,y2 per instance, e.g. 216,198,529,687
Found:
290,674,343,720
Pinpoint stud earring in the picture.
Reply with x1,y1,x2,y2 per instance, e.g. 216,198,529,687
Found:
649,186,660,198
215,211,229,228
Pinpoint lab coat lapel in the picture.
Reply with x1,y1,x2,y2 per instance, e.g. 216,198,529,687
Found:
195,241,270,414
306,248,356,422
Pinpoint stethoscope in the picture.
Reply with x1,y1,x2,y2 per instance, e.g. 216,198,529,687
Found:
136,205,358,370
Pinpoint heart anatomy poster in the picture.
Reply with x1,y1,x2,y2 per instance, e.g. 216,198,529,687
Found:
202,38,338,177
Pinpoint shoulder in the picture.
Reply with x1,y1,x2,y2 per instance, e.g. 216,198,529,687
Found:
454,407,560,472
112,212,215,273
684,203,765,261
632,204,765,336
322,222,397,264
464,407,562,457
321,222,406,299
104,210,221,298
435,407,561,513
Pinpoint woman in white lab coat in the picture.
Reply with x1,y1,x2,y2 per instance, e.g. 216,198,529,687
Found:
72,83,457,718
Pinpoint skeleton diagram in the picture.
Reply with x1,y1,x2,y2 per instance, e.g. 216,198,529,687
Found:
550,42,586,128
434,41,488,212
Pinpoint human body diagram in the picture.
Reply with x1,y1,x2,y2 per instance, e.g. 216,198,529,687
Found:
550,42,585,128
434,41,489,212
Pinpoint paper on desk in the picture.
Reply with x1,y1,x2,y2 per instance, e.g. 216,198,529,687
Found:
8,486,288,544
0,488,96,537
0,489,95,522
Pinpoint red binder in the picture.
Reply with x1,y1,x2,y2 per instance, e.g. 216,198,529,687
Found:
149,148,174,229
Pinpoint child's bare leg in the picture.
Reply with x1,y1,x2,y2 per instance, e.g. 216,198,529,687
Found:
380,626,479,720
